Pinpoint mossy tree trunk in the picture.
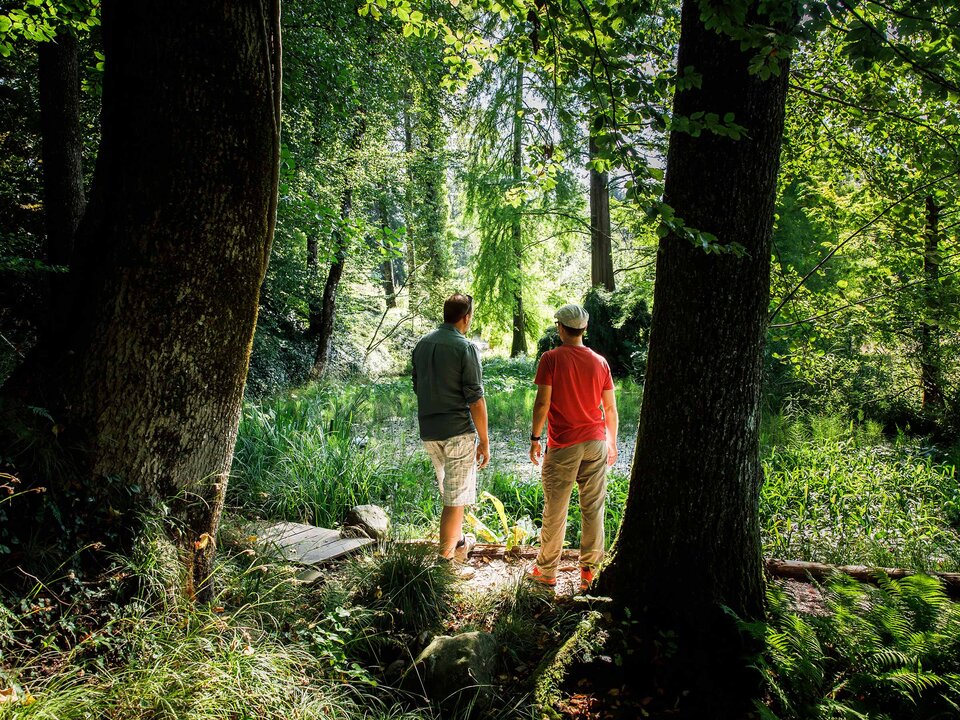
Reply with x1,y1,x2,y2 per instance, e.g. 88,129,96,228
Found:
597,0,792,713
9,0,281,602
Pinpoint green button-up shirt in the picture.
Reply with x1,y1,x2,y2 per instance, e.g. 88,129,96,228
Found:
412,323,484,441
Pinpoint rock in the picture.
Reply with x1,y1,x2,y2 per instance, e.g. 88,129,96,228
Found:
344,504,390,541
339,525,370,539
402,631,498,714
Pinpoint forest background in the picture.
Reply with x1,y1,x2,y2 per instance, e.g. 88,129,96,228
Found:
1,0,960,718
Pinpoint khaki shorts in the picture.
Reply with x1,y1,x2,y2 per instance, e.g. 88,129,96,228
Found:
423,432,478,507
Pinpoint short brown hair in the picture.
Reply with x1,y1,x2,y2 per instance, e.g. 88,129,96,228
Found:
444,293,473,324
559,322,586,337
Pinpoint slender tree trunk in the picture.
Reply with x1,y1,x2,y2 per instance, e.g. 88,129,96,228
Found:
920,194,944,417
402,104,419,329
589,132,614,291
597,0,791,714
8,0,281,601
312,188,352,376
310,116,366,376
378,198,397,309
38,31,85,338
510,60,527,356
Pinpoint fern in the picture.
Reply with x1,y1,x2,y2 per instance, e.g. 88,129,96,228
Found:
753,575,960,718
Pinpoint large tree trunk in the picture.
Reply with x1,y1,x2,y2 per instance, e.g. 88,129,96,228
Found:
38,31,85,339
510,60,528,357
589,132,614,291
919,194,944,417
8,0,281,601
597,0,791,714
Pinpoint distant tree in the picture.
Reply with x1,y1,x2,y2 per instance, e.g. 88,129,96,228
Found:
37,30,85,340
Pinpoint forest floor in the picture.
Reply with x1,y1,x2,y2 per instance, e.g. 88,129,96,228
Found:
445,546,828,614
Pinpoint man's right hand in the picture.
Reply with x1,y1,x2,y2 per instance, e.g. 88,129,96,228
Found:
530,439,543,466
476,439,490,469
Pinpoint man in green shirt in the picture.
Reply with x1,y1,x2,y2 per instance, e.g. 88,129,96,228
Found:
412,293,490,563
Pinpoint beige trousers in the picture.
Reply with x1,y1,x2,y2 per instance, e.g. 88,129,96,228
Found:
535,439,607,578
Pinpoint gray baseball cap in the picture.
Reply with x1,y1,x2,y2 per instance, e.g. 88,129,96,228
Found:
554,303,589,329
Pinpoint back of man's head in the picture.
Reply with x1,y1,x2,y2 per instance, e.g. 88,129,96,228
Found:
444,293,473,324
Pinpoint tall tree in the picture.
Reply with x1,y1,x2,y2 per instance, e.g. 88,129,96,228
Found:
588,131,614,290
510,59,528,356
3,0,281,600
597,0,795,713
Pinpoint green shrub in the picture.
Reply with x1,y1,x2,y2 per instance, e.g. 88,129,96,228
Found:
342,542,455,634
582,286,651,380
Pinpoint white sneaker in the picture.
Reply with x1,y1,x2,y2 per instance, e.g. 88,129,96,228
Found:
454,534,476,562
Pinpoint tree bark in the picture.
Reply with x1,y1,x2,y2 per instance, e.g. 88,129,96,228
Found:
596,0,792,713
378,198,397,309
589,132,614,291
310,118,365,376
919,194,944,417
9,0,281,601
402,103,419,330
311,189,352,376
510,60,528,356
38,31,85,339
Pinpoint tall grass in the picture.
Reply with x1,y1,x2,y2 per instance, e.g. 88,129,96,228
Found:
0,529,424,720
230,382,432,530
760,413,960,571
232,364,959,572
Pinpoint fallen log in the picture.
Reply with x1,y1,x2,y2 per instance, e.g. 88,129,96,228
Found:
764,558,960,598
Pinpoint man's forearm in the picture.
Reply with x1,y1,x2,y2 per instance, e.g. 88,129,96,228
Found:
469,397,489,443
605,410,618,443
531,403,549,437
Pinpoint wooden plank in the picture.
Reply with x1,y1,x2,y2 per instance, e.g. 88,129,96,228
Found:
258,521,327,545
298,537,374,564
257,521,374,564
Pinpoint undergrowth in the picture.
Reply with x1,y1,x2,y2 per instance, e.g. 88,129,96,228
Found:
760,414,960,571
751,574,960,719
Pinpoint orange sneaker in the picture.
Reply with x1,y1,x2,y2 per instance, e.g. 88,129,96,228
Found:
527,566,556,587
579,567,594,592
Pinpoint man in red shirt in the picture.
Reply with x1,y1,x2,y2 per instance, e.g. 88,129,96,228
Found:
528,303,619,592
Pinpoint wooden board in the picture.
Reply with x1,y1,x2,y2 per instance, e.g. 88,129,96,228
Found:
257,521,374,564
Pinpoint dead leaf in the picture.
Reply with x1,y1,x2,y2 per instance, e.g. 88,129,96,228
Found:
195,533,214,550
0,688,16,704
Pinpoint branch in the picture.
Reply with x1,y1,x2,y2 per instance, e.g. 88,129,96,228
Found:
771,261,960,329
837,0,960,94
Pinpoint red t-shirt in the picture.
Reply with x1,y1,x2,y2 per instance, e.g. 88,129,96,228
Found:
534,345,614,449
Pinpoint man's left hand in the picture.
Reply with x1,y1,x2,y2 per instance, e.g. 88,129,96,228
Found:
606,439,618,467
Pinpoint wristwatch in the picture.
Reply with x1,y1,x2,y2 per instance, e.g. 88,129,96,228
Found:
530,435,541,442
